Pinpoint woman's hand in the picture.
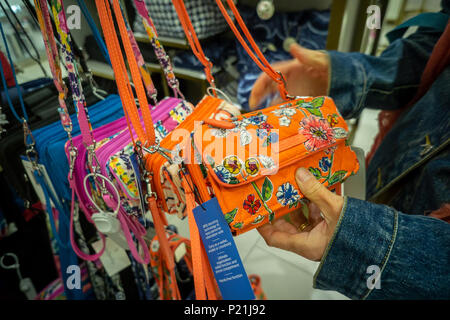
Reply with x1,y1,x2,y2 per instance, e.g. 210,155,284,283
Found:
249,43,330,110
257,168,344,261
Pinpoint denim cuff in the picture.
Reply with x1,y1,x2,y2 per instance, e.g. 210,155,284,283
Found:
313,197,399,299
327,51,368,119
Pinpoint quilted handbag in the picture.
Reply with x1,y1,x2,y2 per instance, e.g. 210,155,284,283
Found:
192,95,359,235
132,0,229,40
166,0,359,300
181,0,360,232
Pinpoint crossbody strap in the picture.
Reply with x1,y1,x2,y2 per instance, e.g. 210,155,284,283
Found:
96,0,155,148
214,0,292,101
113,0,158,105
171,0,216,91
133,0,183,99
46,0,95,148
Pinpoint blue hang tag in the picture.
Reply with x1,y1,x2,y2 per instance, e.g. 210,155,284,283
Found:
193,197,255,300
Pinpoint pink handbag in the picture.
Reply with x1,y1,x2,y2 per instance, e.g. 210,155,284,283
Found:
60,0,194,263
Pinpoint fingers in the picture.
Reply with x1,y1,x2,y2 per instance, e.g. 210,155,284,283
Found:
295,168,344,224
307,202,324,226
272,217,299,234
288,207,307,229
258,223,306,252
249,72,276,110
249,60,296,110
289,43,329,73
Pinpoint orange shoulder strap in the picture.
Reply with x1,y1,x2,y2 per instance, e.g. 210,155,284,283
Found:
171,0,216,91
214,0,292,101
95,0,155,147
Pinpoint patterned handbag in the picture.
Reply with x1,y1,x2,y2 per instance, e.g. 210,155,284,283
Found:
132,0,229,39
168,0,359,299
182,0,359,233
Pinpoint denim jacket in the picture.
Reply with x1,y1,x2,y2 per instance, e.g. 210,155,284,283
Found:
312,2,450,299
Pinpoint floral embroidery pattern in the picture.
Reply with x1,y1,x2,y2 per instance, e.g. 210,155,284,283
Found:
258,155,276,171
214,165,232,183
243,194,262,215
296,97,325,117
319,156,332,172
256,122,273,139
299,116,336,152
245,158,260,176
169,101,192,123
327,114,339,127
271,108,297,127
250,177,275,221
256,121,279,146
309,151,348,186
224,208,238,224
223,156,242,175
109,145,139,199
247,113,268,125
276,182,301,208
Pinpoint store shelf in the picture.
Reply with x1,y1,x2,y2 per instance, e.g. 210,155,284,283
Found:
86,59,116,80
145,62,221,82
87,58,221,84
134,32,190,49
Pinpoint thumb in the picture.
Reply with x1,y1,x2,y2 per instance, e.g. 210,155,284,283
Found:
295,167,343,223
289,43,329,72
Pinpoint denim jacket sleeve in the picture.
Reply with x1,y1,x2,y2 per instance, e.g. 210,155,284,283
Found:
313,197,450,299
327,28,442,119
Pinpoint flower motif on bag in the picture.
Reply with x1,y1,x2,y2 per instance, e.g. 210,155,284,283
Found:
299,116,336,152
276,182,300,208
255,122,278,146
327,114,339,127
243,194,262,215
296,97,325,117
247,113,268,125
214,165,233,184
271,108,297,127
210,128,230,138
258,155,276,171
308,150,349,186
245,158,260,176
256,122,273,139
223,156,242,175
154,120,169,143
319,156,332,172
169,101,192,124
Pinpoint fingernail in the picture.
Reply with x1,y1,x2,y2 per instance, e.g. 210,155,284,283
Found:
296,168,312,183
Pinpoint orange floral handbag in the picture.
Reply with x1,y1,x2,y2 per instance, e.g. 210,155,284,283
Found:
166,0,360,300
180,0,360,235
191,95,359,235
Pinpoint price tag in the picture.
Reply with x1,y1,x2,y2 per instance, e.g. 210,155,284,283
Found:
193,197,255,300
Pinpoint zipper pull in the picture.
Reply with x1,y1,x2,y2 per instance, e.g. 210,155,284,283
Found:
203,118,235,129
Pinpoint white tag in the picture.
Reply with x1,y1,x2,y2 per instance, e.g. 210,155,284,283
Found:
21,159,58,208
92,237,131,277
174,242,187,263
